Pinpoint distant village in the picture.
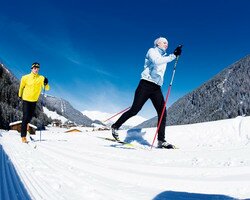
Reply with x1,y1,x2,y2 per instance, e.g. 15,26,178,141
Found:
9,118,110,135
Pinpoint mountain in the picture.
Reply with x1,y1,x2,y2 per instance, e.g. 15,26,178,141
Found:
82,110,147,128
137,54,250,128
44,95,93,126
43,107,68,124
0,61,51,130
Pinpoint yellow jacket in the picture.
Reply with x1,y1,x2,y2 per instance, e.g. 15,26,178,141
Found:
18,72,50,102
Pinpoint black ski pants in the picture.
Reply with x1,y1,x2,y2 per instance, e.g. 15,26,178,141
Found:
21,100,37,137
113,79,166,141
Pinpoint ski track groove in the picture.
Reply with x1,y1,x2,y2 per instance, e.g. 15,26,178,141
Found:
1,145,11,200
3,134,65,200
39,136,250,199
35,140,146,200
33,136,212,198
34,136,176,199
6,136,51,200
37,135,249,181
4,151,29,200
2,141,35,200
3,134,141,200
26,144,104,199
2,130,250,199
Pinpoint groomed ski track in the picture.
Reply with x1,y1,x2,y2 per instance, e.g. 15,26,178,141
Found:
1,117,250,200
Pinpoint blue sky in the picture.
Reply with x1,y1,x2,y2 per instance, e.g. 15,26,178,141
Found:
0,0,249,119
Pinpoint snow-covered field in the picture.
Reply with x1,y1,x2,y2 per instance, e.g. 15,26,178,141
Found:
1,116,250,200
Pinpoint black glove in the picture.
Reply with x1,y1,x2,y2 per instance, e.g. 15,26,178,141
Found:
44,77,48,86
173,45,182,56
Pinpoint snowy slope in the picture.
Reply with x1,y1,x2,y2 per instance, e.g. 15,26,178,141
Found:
43,107,68,123
1,116,250,200
82,110,147,127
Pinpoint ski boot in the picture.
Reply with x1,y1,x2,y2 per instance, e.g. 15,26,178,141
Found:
111,125,119,141
21,137,28,143
158,140,176,149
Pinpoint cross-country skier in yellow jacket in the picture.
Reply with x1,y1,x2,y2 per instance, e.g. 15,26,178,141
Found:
18,62,50,143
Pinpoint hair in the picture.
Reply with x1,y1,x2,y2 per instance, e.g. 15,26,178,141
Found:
154,37,168,47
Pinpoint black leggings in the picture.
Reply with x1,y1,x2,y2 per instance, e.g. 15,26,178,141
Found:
113,79,166,141
21,100,37,137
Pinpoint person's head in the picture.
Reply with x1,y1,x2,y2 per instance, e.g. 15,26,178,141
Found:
154,37,168,51
31,62,40,74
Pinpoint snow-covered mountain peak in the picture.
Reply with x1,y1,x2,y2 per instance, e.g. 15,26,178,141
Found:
82,110,147,127
43,107,68,123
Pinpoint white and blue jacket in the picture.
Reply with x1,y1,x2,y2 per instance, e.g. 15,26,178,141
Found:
141,47,176,86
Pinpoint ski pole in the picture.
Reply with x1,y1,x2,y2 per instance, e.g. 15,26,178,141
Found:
150,47,182,149
103,106,131,123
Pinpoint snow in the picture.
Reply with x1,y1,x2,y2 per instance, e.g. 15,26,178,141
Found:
43,107,68,123
1,63,11,75
82,110,147,127
1,116,250,200
9,120,22,126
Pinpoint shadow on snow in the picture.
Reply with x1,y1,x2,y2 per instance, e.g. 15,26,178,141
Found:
124,128,150,146
152,191,248,200
0,144,32,200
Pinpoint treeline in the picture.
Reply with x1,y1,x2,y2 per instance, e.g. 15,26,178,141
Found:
0,62,51,130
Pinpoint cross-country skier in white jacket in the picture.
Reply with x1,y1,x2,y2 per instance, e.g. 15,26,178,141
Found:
111,37,182,148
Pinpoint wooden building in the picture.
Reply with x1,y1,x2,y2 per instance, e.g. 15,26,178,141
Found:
65,128,82,133
52,119,62,127
9,121,37,135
